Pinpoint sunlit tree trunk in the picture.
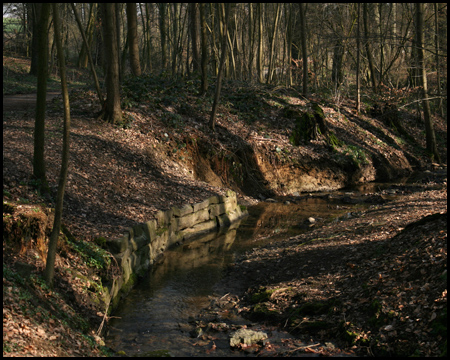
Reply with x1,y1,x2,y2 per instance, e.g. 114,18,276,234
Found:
200,3,208,95
299,3,308,95
71,3,104,107
266,3,280,84
209,3,231,131
356,3,361,112
415,3,440,162
434,3,444,117
45,3,71,288
257,3,264,83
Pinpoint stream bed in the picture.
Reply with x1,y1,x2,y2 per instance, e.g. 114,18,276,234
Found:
104,174,443,356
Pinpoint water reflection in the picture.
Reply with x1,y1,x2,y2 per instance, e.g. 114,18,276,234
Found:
105,224,243,356
105,191,389,356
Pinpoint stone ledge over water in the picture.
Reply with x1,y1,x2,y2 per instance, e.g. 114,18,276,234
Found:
103,190,247,311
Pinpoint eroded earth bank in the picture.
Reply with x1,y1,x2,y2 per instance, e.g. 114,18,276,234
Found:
3,80,447,356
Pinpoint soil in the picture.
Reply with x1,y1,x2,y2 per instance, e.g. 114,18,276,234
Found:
3,75,447,357
197,183,447,356
3,92,61,112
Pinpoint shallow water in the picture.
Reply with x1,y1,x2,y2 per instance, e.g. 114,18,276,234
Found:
105,176,439,356
104,193,375,355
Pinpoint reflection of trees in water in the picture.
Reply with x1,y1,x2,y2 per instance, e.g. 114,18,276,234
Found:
150,226,239,282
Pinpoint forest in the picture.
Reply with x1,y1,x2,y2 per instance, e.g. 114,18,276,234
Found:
2,3,447,357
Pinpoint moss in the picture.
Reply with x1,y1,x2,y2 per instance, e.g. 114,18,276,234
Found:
250,287,276,303
294,298,340,316
111,273,138,311
156,227,168,236
250,303,279,321
94,237,107,248
326,131,343,148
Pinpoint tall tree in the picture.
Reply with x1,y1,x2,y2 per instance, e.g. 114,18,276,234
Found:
76,3,96,69
356,3,361,112
209,3,231,131
363,3,377,92
158,3,167,71
71,3,104,107
298,3,308,95
33,3,51,190
45,3,71,287
256,3,264,83
99,3,122,124
266,3,280,84
126,3,141,76
29,4,40,76
434,3,444,117
189,3,201,73
199,3,208,94
415,3,441,163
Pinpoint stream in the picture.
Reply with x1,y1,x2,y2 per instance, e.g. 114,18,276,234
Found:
104,173,444,356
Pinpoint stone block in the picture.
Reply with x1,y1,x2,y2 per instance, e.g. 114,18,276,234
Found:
172,204,193,217
217,213,231,228
207,195,220,204
106,232,129,254
193,198,210,212
167,231,183,248
209,203,227,218
176,212,196,230
143,220,157,242
195,208,210,223
155,209,173,227
180,219,218,241
225,189,236,198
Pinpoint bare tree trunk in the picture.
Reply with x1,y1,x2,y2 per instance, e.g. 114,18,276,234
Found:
299,3,308,96
77,3,96,68
266,3,280,84
257,3,264,83
33,3,51,190
71,3,104,107
415,3,440,163
45,3,71,288
29,4,40,76
127,3,141,76
189,3,201,74
363,3,377,92
209,3,231,131
158,3,167,71
99,3,122,124
356,3,361,112
199,3,208,95
434,3,444,117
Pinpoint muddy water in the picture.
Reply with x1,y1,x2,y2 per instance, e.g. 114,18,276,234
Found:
105,175,440,356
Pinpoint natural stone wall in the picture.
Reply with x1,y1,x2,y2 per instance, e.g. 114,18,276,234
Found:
102,190,247,311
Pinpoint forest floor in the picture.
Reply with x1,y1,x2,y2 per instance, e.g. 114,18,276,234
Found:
3,55,447,356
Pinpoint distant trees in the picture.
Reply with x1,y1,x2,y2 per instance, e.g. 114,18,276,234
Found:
2,3,445,160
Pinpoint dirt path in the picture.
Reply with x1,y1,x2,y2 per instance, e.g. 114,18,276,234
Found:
3,91,61,112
